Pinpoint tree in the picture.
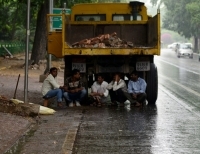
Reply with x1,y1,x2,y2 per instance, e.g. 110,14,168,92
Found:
186,1,200,35
0,1,28,41
31,0,49,64
150,0,200,52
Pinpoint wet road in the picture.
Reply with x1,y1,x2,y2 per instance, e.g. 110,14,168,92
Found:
155,49,200,112
72,49,200,154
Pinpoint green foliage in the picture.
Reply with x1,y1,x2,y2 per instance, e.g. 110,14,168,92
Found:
186,1,200,26
0,2,14,40
0,0,45,40
150,0,200,39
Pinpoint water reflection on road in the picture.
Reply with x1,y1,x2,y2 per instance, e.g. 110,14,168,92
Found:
155,49,200,108
73,49,200,154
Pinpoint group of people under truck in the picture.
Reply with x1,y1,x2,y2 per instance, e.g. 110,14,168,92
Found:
41,67,147,109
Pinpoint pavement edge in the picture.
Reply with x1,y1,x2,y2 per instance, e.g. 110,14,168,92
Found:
3,121,37,154
62,128,78,154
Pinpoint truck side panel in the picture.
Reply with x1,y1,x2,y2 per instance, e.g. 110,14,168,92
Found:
48,32,62,58
148,14,160,48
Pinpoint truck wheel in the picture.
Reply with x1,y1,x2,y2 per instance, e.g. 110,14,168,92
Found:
146,63,158,105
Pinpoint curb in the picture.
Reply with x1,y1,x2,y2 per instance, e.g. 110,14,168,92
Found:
62,128,78,154
62,114,82,154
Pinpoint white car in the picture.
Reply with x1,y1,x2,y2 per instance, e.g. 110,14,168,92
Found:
184,43,192,49
177,43,193,58
167,42,180,51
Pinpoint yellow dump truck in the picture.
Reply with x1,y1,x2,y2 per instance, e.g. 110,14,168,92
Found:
47,1,160,105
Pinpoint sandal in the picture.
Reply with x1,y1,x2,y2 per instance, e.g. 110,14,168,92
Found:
57,103,66,109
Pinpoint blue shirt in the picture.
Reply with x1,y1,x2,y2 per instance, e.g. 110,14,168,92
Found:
128,77,147,94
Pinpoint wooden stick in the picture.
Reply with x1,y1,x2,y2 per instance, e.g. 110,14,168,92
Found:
13,74,20,99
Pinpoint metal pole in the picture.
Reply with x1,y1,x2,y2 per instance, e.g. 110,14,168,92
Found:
48,0,53,70
24,0,30,103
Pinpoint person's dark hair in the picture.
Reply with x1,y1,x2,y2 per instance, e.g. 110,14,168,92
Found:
114,72,121,78
49,67,57,73
130,71,139,76
97,73,104,79
71,69,80,76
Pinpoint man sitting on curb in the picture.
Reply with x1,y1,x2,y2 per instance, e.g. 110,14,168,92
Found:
41,67,64,108
126,71,147,107
90,74,109,107
107,73,130,108
63,69,87,107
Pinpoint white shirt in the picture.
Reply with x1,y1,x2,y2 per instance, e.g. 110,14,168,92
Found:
91,81,109,103
41,74,60,96
91,81,109,97
107,79,127,92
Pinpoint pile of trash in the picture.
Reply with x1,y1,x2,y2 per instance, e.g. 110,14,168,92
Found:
0,95,15,107
0,95,56,117
71,32,134,48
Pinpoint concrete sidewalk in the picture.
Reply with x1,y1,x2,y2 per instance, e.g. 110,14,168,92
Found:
20,108,83,154
1,108,83,154
0,112,32,154
0,68,81,154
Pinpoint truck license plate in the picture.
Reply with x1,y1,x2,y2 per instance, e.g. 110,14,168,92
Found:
136,61,150,71
72,63,86,72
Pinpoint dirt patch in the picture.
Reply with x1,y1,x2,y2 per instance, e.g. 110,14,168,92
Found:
0,54,64,77
0,54,65,104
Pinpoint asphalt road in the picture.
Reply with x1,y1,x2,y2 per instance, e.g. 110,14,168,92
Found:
72,49,200,154
155,49,200,112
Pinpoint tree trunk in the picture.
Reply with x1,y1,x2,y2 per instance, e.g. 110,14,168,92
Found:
194,37,198,53
31,0,49,64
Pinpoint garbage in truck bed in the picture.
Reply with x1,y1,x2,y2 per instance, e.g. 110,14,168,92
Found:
71,32,134,48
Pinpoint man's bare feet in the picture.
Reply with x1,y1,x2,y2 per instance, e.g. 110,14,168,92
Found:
43,99,48,107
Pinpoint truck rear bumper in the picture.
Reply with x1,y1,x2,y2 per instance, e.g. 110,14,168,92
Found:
63,47,160,56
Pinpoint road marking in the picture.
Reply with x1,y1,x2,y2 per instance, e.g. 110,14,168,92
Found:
159,85,200,118
155,58,200,75
159,74,200,97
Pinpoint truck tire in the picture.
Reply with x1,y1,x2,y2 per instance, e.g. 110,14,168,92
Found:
146,63,158,105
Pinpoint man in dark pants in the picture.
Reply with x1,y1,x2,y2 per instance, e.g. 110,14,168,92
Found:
125,71,147,107
107,73,130,107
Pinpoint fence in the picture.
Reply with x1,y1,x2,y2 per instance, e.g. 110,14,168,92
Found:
0,42,26,56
